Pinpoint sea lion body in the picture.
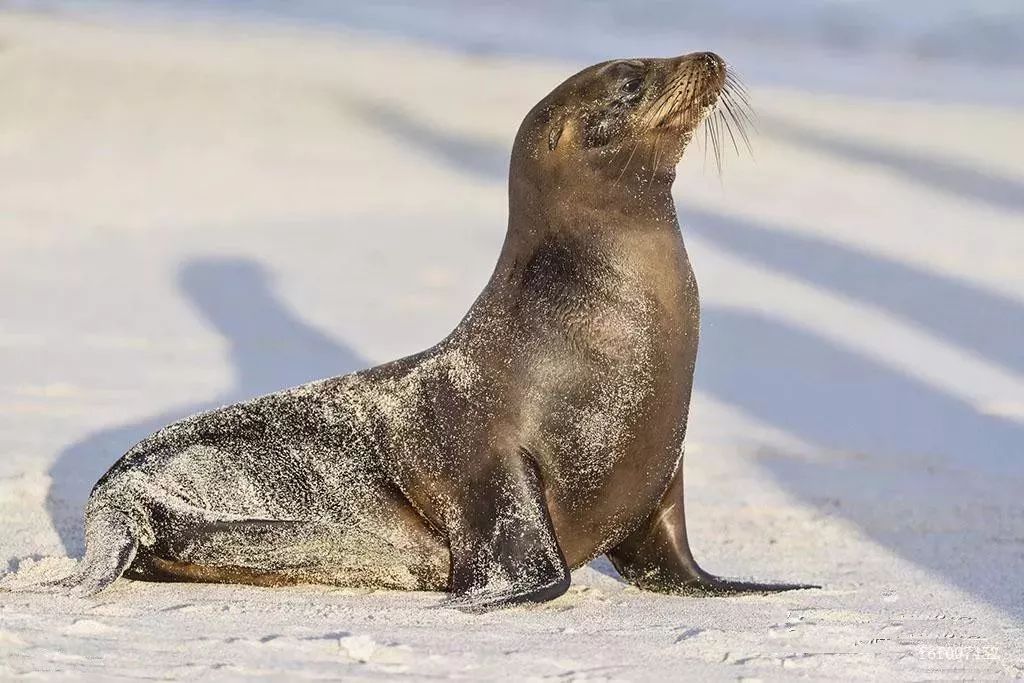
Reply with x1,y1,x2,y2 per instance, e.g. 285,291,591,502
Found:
37,52,810,609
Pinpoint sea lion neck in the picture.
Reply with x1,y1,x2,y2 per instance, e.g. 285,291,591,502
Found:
506,168,679,242
485,174,683,285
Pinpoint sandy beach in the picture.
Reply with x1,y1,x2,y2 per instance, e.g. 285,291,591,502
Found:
1,8,1023,679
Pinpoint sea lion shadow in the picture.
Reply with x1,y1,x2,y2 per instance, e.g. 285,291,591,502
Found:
45,256,368,556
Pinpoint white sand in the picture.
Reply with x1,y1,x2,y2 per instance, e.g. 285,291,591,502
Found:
1,9,1023,680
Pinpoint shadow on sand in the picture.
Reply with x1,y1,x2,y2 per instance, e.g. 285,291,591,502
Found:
345,98,509,183
695,307,1024,617
682,206,1024,375
45,257,368,556
345,96,1024,616
762,116,1024,215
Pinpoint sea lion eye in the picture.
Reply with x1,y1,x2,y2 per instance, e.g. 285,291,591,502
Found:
621,78,643,95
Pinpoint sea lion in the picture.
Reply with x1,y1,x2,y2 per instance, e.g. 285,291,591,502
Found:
22,51,812,611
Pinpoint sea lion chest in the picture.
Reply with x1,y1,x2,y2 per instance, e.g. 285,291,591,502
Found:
511,231,699,559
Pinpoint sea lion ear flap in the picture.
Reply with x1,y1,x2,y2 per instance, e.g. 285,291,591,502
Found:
548,123,564,151
546,107,573,152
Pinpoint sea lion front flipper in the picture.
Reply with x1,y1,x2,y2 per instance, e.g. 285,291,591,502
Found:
607,462,818,596
441,452,570,613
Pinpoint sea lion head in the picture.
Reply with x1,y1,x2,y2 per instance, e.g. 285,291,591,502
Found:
511,51,750,210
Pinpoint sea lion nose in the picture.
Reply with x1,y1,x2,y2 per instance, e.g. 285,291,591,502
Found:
691,51,725,70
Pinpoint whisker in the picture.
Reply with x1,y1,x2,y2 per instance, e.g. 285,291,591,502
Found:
717,93,748,156
717,114,726,174
724,74,756,124
612,133,643,187
709,111,723,175
646,84,688,188
723,92,755,156
647,129,664,190
724,70,751,96
703,113,710,173
643,72,687,128
721,110,739,157
723,86,757,132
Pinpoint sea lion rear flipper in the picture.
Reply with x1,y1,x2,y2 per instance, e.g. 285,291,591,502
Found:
20,506,140,597
442,452,570,613
607,463,818,596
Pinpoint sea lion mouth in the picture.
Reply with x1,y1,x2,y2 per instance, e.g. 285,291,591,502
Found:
642,52,754,171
